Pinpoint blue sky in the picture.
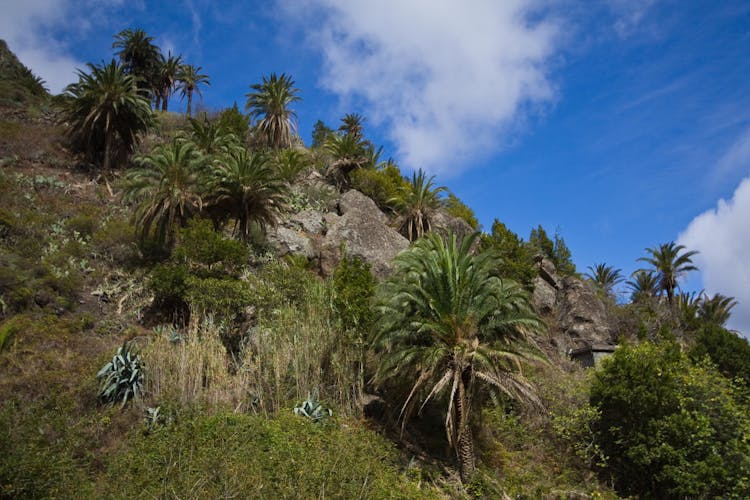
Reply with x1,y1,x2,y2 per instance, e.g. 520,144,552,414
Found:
3,0,750,334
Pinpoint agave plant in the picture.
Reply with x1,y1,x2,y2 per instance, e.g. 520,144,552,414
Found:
97,341,144,407
293,391,332,423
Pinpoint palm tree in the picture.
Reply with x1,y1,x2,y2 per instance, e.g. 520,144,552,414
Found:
122,139,205,248
179,116,239,156
585,263,624,297
205,148,287,241
323,132,371,188
245,73,300,150
112,28,162,94
626,270,660,304
177,64,210,117
156,51,182,112
373,232,544,481
637,242,698,305
59,60,154,170
339,113,365,141
698,293,737,326
390,168,446,241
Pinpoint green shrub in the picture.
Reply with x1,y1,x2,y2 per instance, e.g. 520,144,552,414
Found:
443,192,479,229
173,219,248,277
350,163,409,213
66,213,98,237
480,220,536,287
591,341,750,498
185,276,252,318
104,413,434,498
331,253,375,331
149,262,189,310
690,323,750,384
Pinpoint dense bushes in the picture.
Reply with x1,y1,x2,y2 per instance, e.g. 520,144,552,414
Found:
690,323,750,384
590,342,750,498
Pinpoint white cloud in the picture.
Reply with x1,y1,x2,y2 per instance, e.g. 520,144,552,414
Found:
0,1,84,93
284,0,559,177
679,174,750,337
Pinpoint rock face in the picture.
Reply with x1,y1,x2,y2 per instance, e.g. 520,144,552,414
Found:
531,276,557,315
530,258,614,352
320,190,409,278
558,276,612,346
431,210,474,241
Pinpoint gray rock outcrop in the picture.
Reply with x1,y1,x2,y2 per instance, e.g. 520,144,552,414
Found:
320,190,409,278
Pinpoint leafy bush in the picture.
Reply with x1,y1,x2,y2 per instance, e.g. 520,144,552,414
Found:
480,219,536,287
350,163,409,213
331,254,375,331
590,341,750,498
443,192,479,229
690,323,750,384
97,341,144,407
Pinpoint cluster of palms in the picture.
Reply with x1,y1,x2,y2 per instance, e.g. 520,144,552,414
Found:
122,119,287,249
58,28,211,170
112,28,209,116
586,242,736,327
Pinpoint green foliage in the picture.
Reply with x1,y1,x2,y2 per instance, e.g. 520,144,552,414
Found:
311,119,334,148
148,220,251,320
528,225,576,275
58,59,154,169
590,341,750,498
97,341,144,407
443,192,479,229
217,102,250,139
272,148,311,183
293,391,333,422
480,219,536,287
585,263,623,298
350,162,410,212
105,413,433,498
173,218,248,275
176,64,210,117
331,254,375,331
690,323,750,384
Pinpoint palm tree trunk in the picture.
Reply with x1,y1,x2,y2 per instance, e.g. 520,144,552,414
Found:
154,94,161,111
103,129,113,170
187,91,193,117
455,380,475,482
162,92,169,112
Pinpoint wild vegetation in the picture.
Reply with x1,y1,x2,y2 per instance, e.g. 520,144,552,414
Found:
1,31,749,499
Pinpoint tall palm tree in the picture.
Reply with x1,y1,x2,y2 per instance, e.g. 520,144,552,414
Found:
697,293,737,326
626,270,660,304
338,113,365,141
122,139,205,248
245,73,300,150
156,51,182,112
637,242,698,305
374,232,544,481
176,64,210,117
390,168,446,241
205,148,287,241
585,263,624,297
59,60,154,170
112,28,162,94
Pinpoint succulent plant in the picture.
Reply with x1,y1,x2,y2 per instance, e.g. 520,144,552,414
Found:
293,391,332,423
97,341,144,407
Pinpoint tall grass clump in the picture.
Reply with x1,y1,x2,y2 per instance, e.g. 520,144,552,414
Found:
143,320,247,412
242,276,361,415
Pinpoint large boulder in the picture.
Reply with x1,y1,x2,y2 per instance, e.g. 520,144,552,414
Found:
338,189,388,224
266,225,316,259
531,276,558,314
320,191,409,278
431,209,474,241
558,276,612,347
